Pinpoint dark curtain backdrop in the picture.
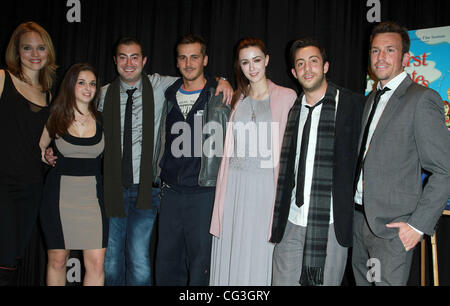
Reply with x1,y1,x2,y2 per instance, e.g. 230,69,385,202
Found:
2,0,449,93
1,0,449,286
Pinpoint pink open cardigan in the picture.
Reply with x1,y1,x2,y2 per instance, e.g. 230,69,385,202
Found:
209,80,297,239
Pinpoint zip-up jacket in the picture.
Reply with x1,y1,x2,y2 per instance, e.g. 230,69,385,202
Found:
157,76,230,191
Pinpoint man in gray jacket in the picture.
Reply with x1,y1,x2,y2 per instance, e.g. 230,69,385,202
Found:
352,22,450,286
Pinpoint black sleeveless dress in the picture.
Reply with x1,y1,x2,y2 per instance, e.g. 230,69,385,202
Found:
0,70,50,267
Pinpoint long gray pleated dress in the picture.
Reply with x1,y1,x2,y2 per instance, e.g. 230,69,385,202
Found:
210,96,275,286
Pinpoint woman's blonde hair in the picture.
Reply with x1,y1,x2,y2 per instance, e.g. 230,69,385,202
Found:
5,21,57,92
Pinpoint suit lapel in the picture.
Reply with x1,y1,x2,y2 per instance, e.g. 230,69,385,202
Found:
334,91,351,140
369,76,412,146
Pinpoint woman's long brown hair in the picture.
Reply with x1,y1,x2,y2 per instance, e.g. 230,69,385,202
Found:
231,37,268,109
46,63,100,139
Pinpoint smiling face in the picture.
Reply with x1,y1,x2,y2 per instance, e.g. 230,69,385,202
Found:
176,42,208,82
238,46,269,84
74,70,97,106
370,32,410,87
291,46,328,93
19,31,48,73
114,43,147,86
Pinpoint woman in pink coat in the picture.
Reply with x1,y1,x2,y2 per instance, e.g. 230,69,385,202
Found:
209,38,296,285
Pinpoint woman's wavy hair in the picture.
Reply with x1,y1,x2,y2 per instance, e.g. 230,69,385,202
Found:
5,21,57,92
46,63,100,139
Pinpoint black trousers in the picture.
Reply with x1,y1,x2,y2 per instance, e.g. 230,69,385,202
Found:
155,185,215,286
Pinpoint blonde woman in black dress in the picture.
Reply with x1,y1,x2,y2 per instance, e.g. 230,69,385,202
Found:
40,63,107,286
0,21,56,285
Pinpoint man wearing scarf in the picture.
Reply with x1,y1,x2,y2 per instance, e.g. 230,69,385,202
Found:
99,37,232,286
270,39,364,286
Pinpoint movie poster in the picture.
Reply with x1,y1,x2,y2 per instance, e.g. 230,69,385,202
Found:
366,25,450,210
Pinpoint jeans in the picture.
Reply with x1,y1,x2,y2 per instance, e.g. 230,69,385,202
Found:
155,185,214,286
104,185,160,286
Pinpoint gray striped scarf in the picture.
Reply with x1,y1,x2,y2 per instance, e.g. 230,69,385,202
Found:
299,84,336,286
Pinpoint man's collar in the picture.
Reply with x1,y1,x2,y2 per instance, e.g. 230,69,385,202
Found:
377,71,407,92
301,93,326,107
119,78,142,93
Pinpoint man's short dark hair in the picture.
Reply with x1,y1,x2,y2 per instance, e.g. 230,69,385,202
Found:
370,21,410,54
289,38,328,68
113,37,145,57
176,34,207,56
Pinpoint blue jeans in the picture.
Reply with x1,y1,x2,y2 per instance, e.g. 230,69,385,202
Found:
104,185,160,286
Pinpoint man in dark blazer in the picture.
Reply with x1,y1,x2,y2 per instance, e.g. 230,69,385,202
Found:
271,39,364,286
352,22,450,286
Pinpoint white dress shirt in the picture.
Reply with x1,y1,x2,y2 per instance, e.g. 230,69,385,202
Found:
354,72,423,235
288,90,339,227
354,72,407,205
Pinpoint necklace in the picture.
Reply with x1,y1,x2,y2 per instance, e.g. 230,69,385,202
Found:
75,119,86,127
247,84,269,122
249,98,256,122
75,113,91,127
248,87,269,122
